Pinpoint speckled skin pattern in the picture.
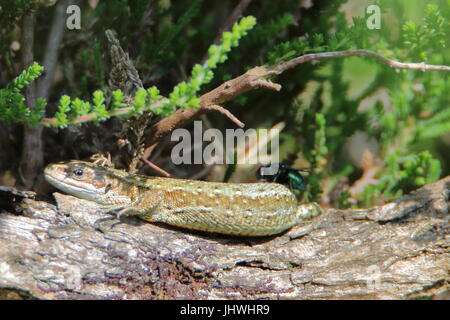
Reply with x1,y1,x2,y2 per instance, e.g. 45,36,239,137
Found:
45,161,316,236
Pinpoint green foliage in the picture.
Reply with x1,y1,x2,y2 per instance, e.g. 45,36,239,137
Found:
0,16,255,128
155,16,257,114
265,11,376,65
92,90,108,121
337,189,351,209
93,42,105,87
54,95,71,128
7,62,43,92
0,62,44,125
0,0,37,22
151,0,204,61
93,0,148,32
402,4,447,60
356,4,449,203
395,151,441,192
361,151,441,206
277,1,449,205
302,113,328,201
49,86,163,128
1,1,449,208
139,0,206,81
111,90,125,111
72,98,91,118
248,12,295,45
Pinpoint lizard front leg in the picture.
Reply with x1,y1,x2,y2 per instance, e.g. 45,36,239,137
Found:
114,190,163,221
94,191,162,230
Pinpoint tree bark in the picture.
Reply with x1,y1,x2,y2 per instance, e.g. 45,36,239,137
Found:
18,12,44,190
0,177,448,300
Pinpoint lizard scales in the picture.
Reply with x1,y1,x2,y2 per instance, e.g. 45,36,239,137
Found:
45,161,317,236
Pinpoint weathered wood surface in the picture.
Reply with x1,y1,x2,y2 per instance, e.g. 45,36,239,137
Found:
0,177,448,300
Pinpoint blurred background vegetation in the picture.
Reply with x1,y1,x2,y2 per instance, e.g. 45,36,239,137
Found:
0,0,449,209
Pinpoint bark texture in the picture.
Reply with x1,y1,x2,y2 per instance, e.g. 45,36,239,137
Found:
0,177,448,300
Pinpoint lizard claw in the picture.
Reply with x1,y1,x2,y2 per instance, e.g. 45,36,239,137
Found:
94,215,121,232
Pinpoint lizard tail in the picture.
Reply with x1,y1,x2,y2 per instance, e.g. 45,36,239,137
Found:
296,202,322,223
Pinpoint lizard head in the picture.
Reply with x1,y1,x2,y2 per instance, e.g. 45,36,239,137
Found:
44,161,115,203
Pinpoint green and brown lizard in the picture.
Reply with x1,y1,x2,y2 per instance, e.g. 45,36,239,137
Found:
44,161,321,236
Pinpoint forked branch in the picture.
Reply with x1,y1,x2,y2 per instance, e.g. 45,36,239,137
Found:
142,49,450,163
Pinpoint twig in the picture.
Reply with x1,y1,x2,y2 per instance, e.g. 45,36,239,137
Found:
272,49,450,74
141,158,171,177
142,49,450,162
40,100,167,125
202,104,245,128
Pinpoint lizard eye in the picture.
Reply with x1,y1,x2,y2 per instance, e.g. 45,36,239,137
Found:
73,169,84,176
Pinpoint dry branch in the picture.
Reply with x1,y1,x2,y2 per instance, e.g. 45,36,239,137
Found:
142,50,450,162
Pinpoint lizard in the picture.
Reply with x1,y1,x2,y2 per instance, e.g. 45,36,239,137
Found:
44,161,321,236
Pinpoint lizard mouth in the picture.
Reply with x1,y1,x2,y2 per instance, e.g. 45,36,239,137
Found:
44,169,100,200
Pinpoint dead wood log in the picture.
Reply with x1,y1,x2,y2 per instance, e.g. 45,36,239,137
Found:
0,177,448,300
